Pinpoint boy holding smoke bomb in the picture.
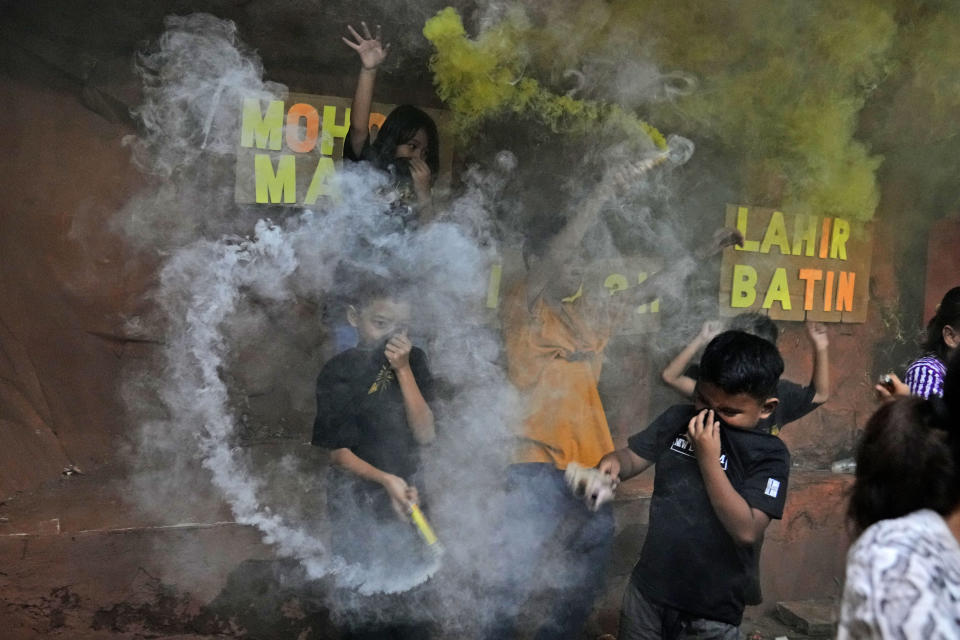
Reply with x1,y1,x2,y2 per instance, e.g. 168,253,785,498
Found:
599,331,790,640
312,274,436,639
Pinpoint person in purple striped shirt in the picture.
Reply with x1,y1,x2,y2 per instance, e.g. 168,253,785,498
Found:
904,286,960,399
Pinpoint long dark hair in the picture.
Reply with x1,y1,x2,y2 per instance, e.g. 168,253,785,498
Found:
369,105,440,176
922,286,960,362
847,352,960,534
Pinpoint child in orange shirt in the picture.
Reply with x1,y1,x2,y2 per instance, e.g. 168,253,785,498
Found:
486,163,742,638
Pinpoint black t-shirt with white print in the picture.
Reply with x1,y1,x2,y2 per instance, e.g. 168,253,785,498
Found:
628,404,790,626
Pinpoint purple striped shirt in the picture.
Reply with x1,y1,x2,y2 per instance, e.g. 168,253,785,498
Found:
905,355,946,399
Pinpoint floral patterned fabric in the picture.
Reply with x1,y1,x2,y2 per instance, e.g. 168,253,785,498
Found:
838,509,960,639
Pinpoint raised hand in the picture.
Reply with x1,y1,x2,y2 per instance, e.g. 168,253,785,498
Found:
805,321,829,350
711,227,745,252
698,319,724,344
342,22,389,70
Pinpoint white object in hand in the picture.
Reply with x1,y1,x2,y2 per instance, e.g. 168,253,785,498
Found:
565,462,620,511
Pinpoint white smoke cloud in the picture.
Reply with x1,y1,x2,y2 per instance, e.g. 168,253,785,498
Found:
141,170,520,599
118,9,728,633
119,14,524,609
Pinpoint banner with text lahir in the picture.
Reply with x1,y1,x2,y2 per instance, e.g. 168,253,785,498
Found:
719,204,873,323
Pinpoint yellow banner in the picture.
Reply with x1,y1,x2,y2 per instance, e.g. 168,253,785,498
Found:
719,204,873,323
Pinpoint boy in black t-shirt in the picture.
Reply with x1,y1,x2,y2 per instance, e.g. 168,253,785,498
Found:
599,331,789,639
660,313,826,607
312,277,435,639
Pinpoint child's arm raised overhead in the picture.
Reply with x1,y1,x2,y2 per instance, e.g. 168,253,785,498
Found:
343,22,389,159
662,320,723,397
806,321,830,404
384,333,435,445
615,227,743,310
688,410,771,546
525,190,608,306
524,157,662,306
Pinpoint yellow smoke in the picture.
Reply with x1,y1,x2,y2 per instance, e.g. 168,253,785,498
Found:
631,0,895,222
422,7,667,149
423,2,907,222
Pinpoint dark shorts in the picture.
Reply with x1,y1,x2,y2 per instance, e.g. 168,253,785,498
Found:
619,581,740,640
482,463,615,640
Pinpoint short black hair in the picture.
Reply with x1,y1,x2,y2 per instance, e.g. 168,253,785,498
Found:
343,270,409,310
727,312,779,345
699,330,784,401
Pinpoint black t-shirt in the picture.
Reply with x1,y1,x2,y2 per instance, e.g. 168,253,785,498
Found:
685,365,819,435
759,379,818,435
313,345,435,567
343,127,418,225
312,345,434,480
628,404,790,626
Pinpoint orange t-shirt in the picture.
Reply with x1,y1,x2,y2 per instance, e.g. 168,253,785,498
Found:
502,282,616,469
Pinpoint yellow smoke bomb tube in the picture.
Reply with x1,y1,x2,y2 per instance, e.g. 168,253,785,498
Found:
409,504,439,546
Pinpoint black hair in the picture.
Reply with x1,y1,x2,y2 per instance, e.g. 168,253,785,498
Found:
699,330,784,401
922,286,960,361
847,397,955,534
727,312,779,345
847,351,960,535
343,270,409,310
369,105,440,176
